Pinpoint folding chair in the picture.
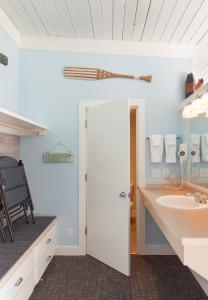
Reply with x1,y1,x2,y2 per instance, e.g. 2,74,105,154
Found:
0,156,35,242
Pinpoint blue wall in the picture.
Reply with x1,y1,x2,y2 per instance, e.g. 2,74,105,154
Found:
0,28,19,112
19,49,192,246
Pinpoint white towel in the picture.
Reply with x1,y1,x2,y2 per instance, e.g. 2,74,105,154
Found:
202,134,208,162
191,134,200,163
165,134,176,163
150,135,163,163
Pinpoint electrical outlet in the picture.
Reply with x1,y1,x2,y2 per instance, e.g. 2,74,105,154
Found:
192,168,199,177
152,169,161,178
200,168,208,177
204,168,208,177
67,227,73,238
163,168,169,178
200,168,206,177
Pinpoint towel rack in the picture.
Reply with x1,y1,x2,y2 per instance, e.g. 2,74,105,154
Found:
146,136,180,139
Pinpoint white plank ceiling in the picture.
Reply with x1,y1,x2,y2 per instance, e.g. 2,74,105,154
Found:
1,0,208,46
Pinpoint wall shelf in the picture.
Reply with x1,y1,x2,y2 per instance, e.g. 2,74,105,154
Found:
178,83,208,111
0,107,48,136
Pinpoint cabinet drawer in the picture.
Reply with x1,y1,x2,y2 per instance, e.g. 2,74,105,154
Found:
14,273,34,300
0,253,34,300
34,224,56,264
35,245,55,284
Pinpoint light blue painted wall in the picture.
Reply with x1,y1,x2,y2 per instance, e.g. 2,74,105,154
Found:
0,28,19,112
145,210,166,244
191,115,208,133
19,49,192,246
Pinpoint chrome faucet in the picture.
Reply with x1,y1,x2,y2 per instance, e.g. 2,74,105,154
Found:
186,192,208,204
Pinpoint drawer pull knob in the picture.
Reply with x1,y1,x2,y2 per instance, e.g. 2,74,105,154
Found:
46,238,52,244
47,255,52,262
15,277,23,287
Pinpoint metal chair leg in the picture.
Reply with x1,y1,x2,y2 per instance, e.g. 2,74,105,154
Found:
0,215,5,242
29,201,35,224
23,203,29,224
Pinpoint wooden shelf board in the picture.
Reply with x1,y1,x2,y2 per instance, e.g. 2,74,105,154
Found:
0,107,48,136
178,83,208,111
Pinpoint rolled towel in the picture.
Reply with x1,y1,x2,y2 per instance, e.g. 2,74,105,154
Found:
191,134,200,163
165,134,176,163
202,134,208,162
150,135,163,163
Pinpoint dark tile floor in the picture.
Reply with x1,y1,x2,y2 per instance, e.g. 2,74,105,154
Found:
30,255,208,300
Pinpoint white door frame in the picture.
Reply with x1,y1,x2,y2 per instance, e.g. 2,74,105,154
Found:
78,98,145,255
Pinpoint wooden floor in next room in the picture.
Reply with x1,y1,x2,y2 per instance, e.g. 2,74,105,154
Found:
30,255,208,300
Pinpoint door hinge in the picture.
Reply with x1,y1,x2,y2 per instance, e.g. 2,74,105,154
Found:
85,120,87,128
85,173,87,181
85,227,87,235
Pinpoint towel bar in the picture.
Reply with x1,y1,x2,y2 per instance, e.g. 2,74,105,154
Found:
146,136,180,139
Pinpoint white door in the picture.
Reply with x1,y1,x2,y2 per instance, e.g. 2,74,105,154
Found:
86,99,130,276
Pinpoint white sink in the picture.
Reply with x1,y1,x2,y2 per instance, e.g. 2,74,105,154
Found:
156,195,208,210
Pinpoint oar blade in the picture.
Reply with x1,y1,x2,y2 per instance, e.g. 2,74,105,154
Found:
64,67,99,80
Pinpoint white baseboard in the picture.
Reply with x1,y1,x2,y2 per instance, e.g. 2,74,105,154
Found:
56,246,85,256
191,270,208,296
139,244,175,255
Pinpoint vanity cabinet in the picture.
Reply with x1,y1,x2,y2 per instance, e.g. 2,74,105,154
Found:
0,218,57,300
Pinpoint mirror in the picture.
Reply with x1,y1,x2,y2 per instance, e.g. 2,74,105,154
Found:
189,115,208,188
185,58,208,188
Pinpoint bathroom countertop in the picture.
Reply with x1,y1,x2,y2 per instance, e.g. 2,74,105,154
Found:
0,216,57,283
139,185,208,260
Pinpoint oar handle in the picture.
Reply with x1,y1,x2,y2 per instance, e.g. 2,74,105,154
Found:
110,73,134,79
111,73,152,82
135,75,152,82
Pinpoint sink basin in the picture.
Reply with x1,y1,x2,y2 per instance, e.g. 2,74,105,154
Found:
156,195,208,210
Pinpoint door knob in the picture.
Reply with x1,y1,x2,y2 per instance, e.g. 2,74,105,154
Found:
119,192,127,198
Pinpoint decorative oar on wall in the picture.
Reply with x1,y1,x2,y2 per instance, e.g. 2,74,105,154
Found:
64,67,152,83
